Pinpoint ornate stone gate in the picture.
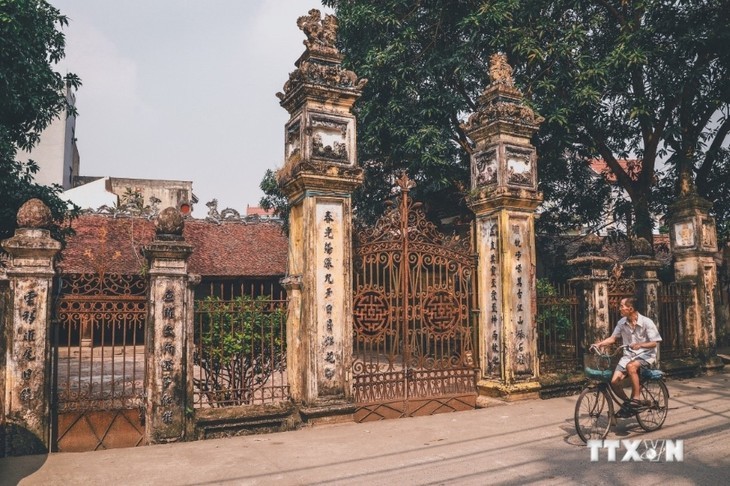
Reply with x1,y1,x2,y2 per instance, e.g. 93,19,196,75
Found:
351,174,478,422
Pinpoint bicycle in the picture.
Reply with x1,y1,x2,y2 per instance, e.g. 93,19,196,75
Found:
574,344,669,443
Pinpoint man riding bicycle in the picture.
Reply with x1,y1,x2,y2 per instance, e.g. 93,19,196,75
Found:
594,297,662,418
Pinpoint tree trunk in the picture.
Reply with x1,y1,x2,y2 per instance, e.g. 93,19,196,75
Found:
632,194,654,250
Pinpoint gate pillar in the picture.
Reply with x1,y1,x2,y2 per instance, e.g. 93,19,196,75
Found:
668,193,723,370
622,239,662,323
276,10,365,421
143,208,194,443
463,54,544,399
1,199,61,455
567,237,613,350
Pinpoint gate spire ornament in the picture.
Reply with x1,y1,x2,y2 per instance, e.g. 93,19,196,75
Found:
464,53,544,399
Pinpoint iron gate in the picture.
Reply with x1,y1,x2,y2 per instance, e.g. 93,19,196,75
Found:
52,273,147,451
351,174,478,422
608,263,636,325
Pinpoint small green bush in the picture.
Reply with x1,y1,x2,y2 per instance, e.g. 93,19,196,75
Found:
194,295,286,407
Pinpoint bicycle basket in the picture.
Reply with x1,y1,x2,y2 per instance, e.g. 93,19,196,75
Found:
583,352,617,382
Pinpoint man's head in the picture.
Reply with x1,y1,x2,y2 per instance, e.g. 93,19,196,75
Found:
619,297,638,318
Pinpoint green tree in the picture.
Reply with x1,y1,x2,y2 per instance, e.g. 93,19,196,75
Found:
319,0,729,243
259,168,289,232
0,0,80,245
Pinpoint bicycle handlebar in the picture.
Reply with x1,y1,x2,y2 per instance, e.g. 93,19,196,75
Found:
590,343,650,360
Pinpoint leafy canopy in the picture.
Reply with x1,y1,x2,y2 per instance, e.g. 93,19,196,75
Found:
0,0,80,244
317,0,729,243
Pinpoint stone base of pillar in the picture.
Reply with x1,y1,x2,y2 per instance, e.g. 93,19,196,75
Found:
299,398,356,425
662,357,702,378
477,380,541,401
702,356,725,373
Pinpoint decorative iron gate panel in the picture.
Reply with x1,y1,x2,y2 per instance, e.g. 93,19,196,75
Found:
52,274,147,451
607,263,636,325
352,174,478,422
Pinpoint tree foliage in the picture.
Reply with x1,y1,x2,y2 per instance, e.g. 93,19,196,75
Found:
318,0,729,243
194,296,286,407
0,0,80,245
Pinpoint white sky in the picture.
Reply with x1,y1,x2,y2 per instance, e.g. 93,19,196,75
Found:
51,1,330,215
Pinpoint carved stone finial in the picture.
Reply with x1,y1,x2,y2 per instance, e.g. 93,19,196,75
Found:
155,207,184,236
17,198,53,229
578,233,604,256
630,237,653,257
489,53,515,87
297,9,338,54
278,10,367,102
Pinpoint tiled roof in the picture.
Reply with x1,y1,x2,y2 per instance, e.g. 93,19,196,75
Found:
58,214,287,277
589,158,642,183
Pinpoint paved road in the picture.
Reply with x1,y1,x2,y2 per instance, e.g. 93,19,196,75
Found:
2,372,728,486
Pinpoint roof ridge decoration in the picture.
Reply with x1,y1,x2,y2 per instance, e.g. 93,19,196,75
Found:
78,200,280,225
203,199,279,225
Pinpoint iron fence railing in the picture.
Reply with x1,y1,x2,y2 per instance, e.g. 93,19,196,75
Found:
537,282,581,374
658,282,691,359
193,290,288,408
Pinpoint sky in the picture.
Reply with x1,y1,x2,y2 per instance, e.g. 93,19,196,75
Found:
52,0,330,216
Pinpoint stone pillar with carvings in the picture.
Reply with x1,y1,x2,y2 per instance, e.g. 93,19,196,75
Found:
668,194,723,369
1,199,61,455
463,54,544,398
568,235,614,350
622,238,662,324
276,9,366,421
142,207,194,443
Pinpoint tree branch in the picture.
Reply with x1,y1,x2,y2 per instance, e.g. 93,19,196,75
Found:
697,114,730,190
595,0,626,25
451,113,473,155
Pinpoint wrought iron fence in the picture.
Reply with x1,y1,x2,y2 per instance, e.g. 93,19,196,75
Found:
195,279,286,301
193,285,288,408
536,281,580,373
658,282,691,359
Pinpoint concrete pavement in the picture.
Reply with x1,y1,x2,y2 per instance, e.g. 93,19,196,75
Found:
1,371,728,486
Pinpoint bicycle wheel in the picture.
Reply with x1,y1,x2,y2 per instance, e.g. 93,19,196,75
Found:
575,386,613,442
636,380,669,431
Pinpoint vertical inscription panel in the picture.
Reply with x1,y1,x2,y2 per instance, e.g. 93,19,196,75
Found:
508,217,534,377
479,218,501,378
148,278,185,441
9,282,48,420
315,201,345,394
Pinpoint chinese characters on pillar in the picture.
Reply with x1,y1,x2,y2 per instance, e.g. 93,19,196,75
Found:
18,288,40,403
510,220,532,375
483,220,501,377
513,225,526,367
160,287,177,425
317,203,344,386
322,210,336,380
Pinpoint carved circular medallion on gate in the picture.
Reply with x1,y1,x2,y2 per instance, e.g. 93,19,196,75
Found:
422,290,461,336
353,288,390,339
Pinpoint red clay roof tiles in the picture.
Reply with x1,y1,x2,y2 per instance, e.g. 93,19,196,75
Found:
58,214,287,277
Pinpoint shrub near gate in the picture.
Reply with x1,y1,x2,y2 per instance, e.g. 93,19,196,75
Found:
537,279,573,341
194,296,286,407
